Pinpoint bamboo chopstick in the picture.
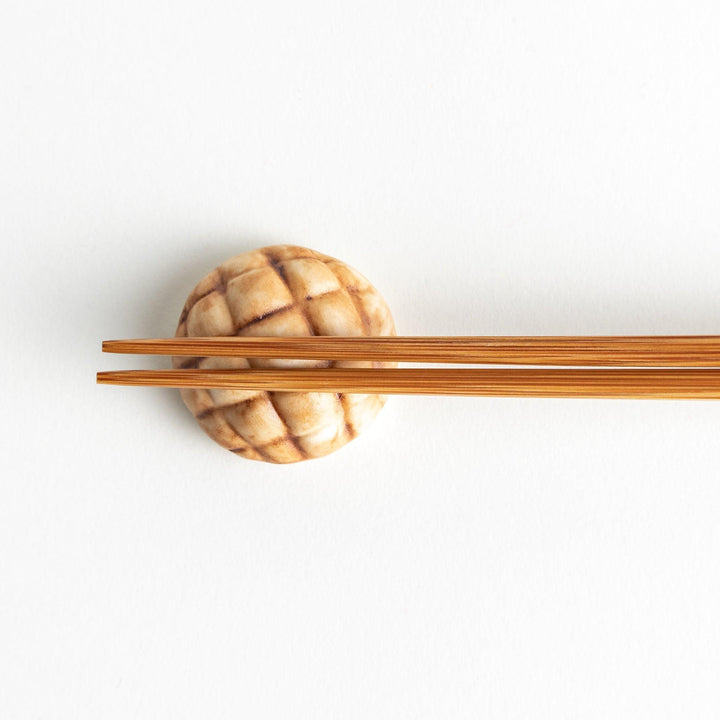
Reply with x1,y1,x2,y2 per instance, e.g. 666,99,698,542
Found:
96,368,720,399
102,336,720,366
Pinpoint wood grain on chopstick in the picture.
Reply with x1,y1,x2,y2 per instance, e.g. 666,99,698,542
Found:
102,336,720,366
96,368,720,399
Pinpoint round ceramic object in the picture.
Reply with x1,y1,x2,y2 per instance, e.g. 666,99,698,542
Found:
174,245,396,463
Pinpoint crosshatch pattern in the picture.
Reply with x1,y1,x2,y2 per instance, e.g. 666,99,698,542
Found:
173,245,397,463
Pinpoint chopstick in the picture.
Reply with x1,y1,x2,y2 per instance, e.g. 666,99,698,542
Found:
96,368,720,399
99,336,720,399
102,335,720,366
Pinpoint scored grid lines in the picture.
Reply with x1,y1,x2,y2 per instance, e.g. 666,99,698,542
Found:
174,246,395,463
260,249,333,460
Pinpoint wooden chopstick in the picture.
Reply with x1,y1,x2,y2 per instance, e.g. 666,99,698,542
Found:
96,368,720,399
102,336,720,366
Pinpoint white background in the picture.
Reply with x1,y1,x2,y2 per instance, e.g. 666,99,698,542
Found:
2,1,720,717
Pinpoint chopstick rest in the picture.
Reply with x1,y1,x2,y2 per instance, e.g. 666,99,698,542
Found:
167,244,396,464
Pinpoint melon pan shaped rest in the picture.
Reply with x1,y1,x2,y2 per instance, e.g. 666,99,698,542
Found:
173,245,396,463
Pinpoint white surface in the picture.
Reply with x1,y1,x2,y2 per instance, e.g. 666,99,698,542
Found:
2,1,720,717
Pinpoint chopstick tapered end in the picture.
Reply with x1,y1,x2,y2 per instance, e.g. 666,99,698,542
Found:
97,370,131,385
102,340,123,353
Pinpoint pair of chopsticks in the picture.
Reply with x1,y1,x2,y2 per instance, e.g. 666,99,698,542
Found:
97,336,720,399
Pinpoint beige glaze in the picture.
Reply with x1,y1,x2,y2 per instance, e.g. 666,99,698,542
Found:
174,245,396,463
